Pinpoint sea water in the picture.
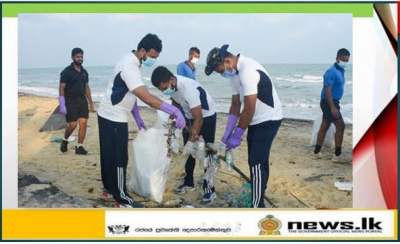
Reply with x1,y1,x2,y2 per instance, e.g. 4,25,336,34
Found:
18,63,353,124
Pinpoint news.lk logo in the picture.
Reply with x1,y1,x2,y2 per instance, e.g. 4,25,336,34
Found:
287,217,383,234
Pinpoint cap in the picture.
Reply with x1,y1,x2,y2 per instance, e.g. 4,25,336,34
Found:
204,44,229,76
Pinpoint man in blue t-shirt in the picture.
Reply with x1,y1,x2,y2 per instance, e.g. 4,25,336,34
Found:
313,48,350,163
177,47,200,80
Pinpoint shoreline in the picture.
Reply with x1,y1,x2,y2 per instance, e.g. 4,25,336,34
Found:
18,92,353,126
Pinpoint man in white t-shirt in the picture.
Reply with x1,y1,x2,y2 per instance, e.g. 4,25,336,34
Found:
151,66,218,204
97,34,186,208
205,44,283,208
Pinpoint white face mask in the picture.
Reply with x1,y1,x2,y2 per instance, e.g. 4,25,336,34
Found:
190,57,199,64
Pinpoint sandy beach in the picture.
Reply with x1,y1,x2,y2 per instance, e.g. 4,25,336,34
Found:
18,94,353,209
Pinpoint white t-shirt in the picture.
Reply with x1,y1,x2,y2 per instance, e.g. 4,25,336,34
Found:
97,52,144,123
171,75,216,120
229,54,283,125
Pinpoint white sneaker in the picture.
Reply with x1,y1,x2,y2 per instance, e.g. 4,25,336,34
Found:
311,152,325,160
332,154,351,164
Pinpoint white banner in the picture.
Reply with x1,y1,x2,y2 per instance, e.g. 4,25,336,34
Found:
105,210,396,239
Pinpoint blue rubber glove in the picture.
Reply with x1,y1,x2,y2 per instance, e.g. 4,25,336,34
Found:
227,127,245,149
58,96,67,115
160,102,186,129
131,103,146,130
221,114,238,144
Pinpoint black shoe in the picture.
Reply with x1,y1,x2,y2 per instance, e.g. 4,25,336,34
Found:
75,146,88,155
60,140,68,153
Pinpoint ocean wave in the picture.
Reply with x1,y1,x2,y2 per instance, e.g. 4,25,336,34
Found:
282,103,319,108
273,75,323,83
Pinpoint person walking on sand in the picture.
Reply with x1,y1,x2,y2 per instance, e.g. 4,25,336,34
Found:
177,47,200,81
204,44,282,208
151,66,217,204
312,48,351,163
59,47,94,155
97,34,186,208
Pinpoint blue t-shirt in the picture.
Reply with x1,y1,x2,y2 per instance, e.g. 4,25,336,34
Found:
321,63,345,100
177,61,196,80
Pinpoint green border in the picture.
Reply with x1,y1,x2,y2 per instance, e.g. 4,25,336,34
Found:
2,3,373,17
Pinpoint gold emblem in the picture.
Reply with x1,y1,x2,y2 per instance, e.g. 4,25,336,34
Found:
258,215,282,235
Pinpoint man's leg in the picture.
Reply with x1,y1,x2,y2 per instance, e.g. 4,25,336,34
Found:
109,121,136,206
64,121,78,139
314,99,333,155
332,118,345,156
182,126,196,187
98,115,114,193
314,119,332,154
77,118,87,144
248,120,281,208
200,114,217,203
60,121,77,153
75,97,89,153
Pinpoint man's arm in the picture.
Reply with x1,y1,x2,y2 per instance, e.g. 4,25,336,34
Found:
229,94,241,116
324,86,340,119
237,94,257,129
132,86,164,109
85,83,94,112
59,83,66,97
188,106,203,142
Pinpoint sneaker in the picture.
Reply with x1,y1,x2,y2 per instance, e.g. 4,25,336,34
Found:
115,201,144,208
75,146,88,155
332,154,351,164
174,184,195,195
311,151,324,160
202,192,217,204
60,140,68,153
102,190,113,199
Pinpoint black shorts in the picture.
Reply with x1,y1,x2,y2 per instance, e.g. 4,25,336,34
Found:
320,98,342,121
65,95,89,122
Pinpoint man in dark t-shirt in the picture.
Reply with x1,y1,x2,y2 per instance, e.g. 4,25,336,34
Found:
58,47,94,155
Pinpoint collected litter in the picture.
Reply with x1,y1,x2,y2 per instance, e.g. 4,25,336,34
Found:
51,136,76,143
334,181,353,191
226,183,253,208
310,113,336,147
128,111,171,203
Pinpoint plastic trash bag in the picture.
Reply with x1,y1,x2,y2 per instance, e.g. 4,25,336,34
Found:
310,113,336,147
128,115,171,203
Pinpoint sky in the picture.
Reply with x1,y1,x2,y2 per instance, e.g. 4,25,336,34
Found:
18,13,352,68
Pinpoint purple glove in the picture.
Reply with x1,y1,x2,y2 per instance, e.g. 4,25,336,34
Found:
221,114,238,144
227,127,245,149
131,103,147,130
160,102,186,129
58,96,67,115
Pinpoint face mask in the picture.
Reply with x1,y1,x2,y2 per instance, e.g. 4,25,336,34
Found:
220,63,236,78
191,57,199,64
163,84,176,96
143,54,156,67
338,61,347,69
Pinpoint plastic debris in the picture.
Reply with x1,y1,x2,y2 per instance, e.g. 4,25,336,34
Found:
334,181,353,191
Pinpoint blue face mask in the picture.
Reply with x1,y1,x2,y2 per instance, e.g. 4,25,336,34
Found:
143,56,156,67
220,64,237,78
163,84,176,96
221,71,234,78
338,61,347,69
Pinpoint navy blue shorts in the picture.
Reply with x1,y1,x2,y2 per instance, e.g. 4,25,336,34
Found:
65,95,88,122
320,99,342,121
